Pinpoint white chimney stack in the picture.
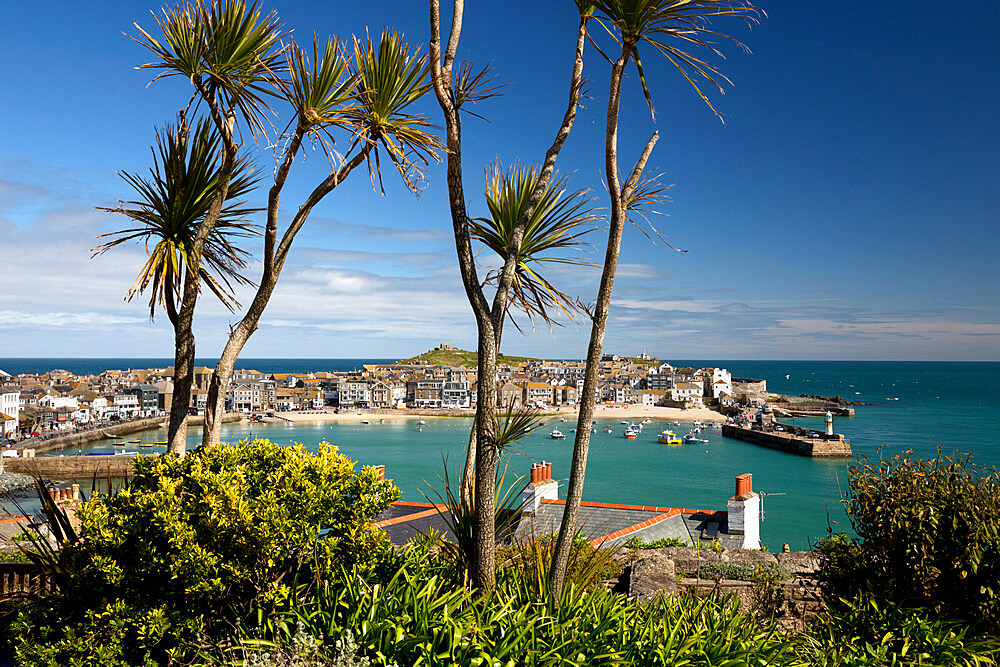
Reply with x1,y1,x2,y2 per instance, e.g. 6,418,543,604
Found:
522,461,558,512
727,473,761,549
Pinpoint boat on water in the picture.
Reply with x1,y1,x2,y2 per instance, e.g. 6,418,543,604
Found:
683,433,706,445
361,419,369,424
155,441,167,445
138,443,153,448
549,429,566,440
560,418,567,422
113,442,126,446
128,440,141,444
605,425,613,433
623,427,638,440
658,430,681,445
413,426,422,431
418,420,426,425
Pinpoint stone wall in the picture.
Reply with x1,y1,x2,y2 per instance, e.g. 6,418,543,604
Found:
721,424,852,458
628,547,823,632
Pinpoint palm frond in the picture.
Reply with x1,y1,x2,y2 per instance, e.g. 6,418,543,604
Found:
132,0,287,138
471,163,600,328
491,401,545,452
452,61,504,121
94,114,262,319
349,29,443,193
589,0,761,120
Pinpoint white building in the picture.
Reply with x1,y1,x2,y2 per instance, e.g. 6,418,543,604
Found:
0,389,19,436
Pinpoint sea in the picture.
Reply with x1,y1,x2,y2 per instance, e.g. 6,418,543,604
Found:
3,358,997,551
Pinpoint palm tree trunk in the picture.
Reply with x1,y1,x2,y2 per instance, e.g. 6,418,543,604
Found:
550,48,630,596
201,144,371,447
166,270,201,455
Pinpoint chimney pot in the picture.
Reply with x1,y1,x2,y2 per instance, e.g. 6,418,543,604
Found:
735,473,753,497
543,461,551,481
530,464,539,484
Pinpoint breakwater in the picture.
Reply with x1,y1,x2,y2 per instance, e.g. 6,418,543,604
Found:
17,414,242,455
3,453,155,479
721,424,852,458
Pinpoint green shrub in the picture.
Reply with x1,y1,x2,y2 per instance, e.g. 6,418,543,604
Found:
498,530,622,595
800,594,1000,666
239,554,801,667
821,450,1000,631
14,439,398,665
625,536,689,549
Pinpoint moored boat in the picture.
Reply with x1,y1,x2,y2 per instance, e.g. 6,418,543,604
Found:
549,429,566,439
658,430,681,445
623,427,638,439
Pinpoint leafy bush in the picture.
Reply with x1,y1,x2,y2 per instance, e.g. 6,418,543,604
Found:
625,536,689,549
820,450,1000,631
800,594,1000,666
240,550,801,667
14,439,398,665
498,530,622,594
701,561,790,583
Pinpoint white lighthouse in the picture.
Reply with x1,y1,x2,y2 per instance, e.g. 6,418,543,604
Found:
825,411,834,438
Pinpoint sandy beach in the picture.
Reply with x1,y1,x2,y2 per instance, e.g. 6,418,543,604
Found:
275,404,726,424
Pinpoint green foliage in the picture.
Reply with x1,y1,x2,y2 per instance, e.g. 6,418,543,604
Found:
247,557,801,667
470,163,599,326
821,450,1000,631
397,346,540,368
14,439,398,665
801,594,1000,667
625,535,689,549
701,561,790,584
499,530,623,595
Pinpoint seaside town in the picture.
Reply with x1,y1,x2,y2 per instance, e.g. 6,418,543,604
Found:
0,344,755,443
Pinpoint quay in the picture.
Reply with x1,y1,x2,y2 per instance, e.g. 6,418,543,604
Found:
3,453,155,479
722,422,852,458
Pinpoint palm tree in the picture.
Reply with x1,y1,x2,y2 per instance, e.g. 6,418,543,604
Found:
430,0,592,588
94,113,259,443
456,163,598,498
131,0,284,454
198,29,443,449
549,0,760,596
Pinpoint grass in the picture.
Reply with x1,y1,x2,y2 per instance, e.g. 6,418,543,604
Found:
396,347,541,368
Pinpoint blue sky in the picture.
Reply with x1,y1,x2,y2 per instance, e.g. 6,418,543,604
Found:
1,1,997,361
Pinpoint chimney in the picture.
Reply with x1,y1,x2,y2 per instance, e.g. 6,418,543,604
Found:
727,473,761,549
374,464,386,481
522,461,558,513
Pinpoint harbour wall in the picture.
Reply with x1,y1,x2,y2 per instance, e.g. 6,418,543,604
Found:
721,424,852,458
17,414,242,455
3,454,155,479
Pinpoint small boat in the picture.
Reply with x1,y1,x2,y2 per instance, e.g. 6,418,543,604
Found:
549,429,566,440
418,420,426,425
113,442,126,446
128,440,141,444
155,441,167,445
683,433,705,445
138,443,153,448
605,425,613,433
413,426,422,431
621,421,629,425
560,418,567,422
658,430,681,445
623,427,638,440
361,419,369,424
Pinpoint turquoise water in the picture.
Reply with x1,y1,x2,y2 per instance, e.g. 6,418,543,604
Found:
26,360,1000,550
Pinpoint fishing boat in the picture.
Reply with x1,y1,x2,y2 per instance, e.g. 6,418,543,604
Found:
128,440,141,444
549,429,566,440
683,433,705,445
658,430,681,445
623,427,638,440
605,425,613,433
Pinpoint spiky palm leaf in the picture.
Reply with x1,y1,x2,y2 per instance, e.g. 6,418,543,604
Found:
350,30,442,193
94,116,260,321
132,0,287,138
590,0,760,120
282,35,358,152
471,163,600,327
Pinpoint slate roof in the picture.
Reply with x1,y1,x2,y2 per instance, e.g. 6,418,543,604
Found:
374,498,740,549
